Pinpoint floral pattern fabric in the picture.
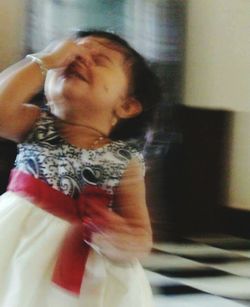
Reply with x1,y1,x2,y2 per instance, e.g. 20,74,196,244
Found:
15,111,145,199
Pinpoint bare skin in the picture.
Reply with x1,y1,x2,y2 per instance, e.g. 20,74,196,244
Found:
0,37,152,261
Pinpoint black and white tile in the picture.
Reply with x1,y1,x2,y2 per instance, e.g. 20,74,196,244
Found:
144,234,250,306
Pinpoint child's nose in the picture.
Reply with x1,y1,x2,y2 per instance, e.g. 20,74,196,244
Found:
77,41,98,66
82,54,93,66
76,52,94,67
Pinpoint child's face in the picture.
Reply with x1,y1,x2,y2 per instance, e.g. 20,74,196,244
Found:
45,36,132,120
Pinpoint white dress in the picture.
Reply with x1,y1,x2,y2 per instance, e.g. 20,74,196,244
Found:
0,111,154,307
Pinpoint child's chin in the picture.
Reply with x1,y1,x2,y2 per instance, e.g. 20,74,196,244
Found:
61,86,89,104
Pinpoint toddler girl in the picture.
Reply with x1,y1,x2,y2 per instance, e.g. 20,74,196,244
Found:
0,30,161,307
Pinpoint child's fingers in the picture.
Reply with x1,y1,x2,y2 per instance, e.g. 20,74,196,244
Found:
86,203,145,230
84,203,130,233
41,39,84,69
85,205,146,235
87,209,127,231
93,231,149,254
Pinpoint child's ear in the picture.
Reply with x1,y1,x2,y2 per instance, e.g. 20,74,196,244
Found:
115,97,142,119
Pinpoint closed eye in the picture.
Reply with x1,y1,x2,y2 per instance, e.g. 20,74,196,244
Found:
93,54,112,66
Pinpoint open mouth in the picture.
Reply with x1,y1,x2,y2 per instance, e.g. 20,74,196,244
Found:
65,65,89,83
68,71,88,82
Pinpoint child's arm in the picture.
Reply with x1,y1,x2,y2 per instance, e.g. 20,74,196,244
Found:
86,158,153,262
0,58,44,141
0,40,84,142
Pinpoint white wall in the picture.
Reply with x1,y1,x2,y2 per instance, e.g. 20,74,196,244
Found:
0,0,28,70
184,0,250,211
184,0,250,112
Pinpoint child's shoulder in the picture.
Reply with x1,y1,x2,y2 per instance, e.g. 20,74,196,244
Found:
110,139,145,175
110,139,144,159
22,109,58,143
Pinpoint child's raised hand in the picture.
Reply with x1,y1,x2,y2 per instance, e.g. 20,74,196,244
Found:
38,39,84,70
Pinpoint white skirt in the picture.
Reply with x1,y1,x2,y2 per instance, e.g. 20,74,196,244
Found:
0,191,154,307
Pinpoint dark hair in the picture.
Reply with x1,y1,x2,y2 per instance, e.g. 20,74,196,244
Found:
73,30,162,143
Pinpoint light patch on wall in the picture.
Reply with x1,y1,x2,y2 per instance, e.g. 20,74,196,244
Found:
0,0,28,70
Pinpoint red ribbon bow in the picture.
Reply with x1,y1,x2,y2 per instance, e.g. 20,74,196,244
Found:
7,169,112,295
52,185,112,294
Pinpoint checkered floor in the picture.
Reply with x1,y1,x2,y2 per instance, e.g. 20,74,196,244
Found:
143,234,250,306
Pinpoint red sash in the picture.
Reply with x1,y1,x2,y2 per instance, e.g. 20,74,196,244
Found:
7,168,112,295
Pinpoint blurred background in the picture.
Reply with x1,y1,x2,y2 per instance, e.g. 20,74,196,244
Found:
1,0,250,241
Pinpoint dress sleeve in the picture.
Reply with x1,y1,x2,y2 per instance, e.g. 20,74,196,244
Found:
23,110,56,143
129,147,146,177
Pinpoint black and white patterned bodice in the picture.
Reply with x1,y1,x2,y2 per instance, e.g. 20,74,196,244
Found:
15,111,145,198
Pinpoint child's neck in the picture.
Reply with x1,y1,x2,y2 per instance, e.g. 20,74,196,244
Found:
55,118,111,149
